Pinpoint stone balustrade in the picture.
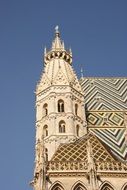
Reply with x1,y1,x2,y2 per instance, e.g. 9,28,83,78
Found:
47,161,127,172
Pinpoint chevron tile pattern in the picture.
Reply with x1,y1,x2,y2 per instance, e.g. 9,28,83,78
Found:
81,78,127,110
80,78,127,160
90,128,127,160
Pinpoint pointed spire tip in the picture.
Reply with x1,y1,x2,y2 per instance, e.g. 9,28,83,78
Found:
55,25,60,37
55,25,59,33
44,47,47,55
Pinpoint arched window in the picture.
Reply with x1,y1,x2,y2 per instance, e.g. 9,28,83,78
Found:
45,148,48,161
52,187,62,190
100,182,114,190
51,183,64,190
73,183,87,190
122,184,127,190
59,120,66,133
76,125,80,136
123,185,127,190
75,104,78,116
43,103,48,116
43,125,48,137
58,99,64,112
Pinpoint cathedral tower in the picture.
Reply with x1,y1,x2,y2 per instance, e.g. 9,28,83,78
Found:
35,26,87,161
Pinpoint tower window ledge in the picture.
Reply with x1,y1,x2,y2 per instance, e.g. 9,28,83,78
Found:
57,112,66,116
43,135,50,140
49,112,58,115
65,112,74,117
57,133,67,135
42,115,49,120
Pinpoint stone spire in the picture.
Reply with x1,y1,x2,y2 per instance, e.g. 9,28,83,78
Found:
44,26,72,65
51,26,65,51
87,140,99,190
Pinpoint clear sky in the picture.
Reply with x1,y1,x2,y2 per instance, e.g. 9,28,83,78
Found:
0,1,127,190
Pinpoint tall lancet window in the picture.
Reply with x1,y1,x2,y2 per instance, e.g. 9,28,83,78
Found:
58,99,64,112
76,125,80,137
43,125,48,137
43,103,48,116
75,103,78,116
45,148,48,162
59,120,66,133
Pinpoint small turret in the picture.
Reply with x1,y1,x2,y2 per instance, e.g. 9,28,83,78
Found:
44,26,72,65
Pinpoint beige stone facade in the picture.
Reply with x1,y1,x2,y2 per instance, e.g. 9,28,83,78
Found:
31,27,127,190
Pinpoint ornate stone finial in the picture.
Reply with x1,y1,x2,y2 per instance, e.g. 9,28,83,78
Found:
44,47,47,55
55,25,60,37
51,25,62,50
69,48,72,56
62,41,65,49
55,25,59,33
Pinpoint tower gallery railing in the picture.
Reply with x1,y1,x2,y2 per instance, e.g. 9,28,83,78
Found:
47,161,127,172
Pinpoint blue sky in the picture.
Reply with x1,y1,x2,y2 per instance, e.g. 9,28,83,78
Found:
0,1,127,190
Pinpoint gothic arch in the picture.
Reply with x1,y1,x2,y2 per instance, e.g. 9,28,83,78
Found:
50,181,65,190
43,125,48,137
45,148,48,161
121,183,127,190
76,125,80,136
99,181,115,190
75,103,78,116
43,103,48,116
58,99,64,112
71,181,87,190
59,120,66,133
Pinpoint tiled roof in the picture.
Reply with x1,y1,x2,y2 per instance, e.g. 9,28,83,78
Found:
48,133,127,173
51,133,115,163
81,77,127,110
80,77,127,161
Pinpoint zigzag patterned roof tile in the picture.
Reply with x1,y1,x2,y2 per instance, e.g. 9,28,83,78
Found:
80,77,127,110
80,77,127,161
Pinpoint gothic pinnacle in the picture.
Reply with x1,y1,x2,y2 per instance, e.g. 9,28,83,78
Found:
44,26,72,64
69,48,72,56
44,47,47,55
52,25,63,50
55,25,60,37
